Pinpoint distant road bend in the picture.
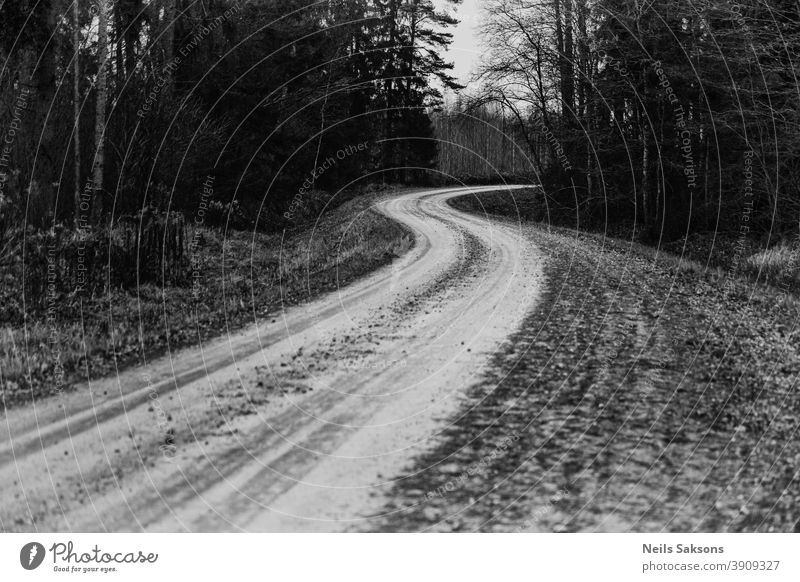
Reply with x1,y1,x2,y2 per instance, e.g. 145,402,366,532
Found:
0,185,545,532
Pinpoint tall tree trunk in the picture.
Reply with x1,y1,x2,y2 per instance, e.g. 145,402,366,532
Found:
578,1,592,201
114,5,124,80
162,0,175,98
92,0,109,222
586,95,593,201
641,122,650,230
553,0,565,115
576,0,589,119
562,0,574,120
383,0,399,178
124,1,141,78
73,0,82,225
405,0,419,101
23,2,60,226
703,135,710,225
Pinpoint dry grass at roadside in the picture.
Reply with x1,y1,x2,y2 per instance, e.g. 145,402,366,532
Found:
0,194,411,409
742,240,800,289
448,189,800,299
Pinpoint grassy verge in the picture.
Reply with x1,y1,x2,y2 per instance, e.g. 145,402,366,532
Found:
448,189,800,296
447,187,541,223
0,191,412,409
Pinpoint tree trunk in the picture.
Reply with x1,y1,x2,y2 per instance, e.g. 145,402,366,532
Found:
641,123,650,231
553,0,565,116
92,0,109,223
162,0,176,98
73,0,82,225
576,0,589,119
124,1,141,78
562,0,574,120
114,5,124,80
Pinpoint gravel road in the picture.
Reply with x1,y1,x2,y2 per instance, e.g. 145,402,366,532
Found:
5,185,797,533
376,215,800,533
0,186,544,532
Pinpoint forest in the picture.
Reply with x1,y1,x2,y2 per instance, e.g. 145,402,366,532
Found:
438,0,800,251
0,0,464,295
0,0,462,232
0,0,459,403
4,0,799,290
2,0,800,401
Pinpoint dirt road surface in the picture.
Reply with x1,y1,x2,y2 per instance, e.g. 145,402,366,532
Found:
0,186,544,532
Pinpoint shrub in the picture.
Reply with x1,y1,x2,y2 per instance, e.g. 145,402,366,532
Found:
203,199,250,230
3,209,188,322
742,238,800,290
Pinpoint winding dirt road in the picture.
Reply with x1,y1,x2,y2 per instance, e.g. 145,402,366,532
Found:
0,185,544,532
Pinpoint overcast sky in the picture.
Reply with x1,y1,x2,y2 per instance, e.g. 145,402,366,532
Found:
440,0,483,86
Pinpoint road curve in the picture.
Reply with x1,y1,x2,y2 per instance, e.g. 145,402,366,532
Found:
0,186,544,532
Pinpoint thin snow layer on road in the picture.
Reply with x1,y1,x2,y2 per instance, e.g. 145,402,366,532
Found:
0,186,544,532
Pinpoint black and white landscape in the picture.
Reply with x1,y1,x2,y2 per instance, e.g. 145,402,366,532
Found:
1,0,799,533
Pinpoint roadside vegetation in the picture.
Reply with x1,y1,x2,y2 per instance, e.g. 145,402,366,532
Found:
449,189,800,296
0,189,411,409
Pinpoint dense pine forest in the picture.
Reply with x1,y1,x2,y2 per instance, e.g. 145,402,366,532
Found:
0,0,461,232
0,0,460,404
3,0,800,290
2,0,800,402
438,0,800,252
